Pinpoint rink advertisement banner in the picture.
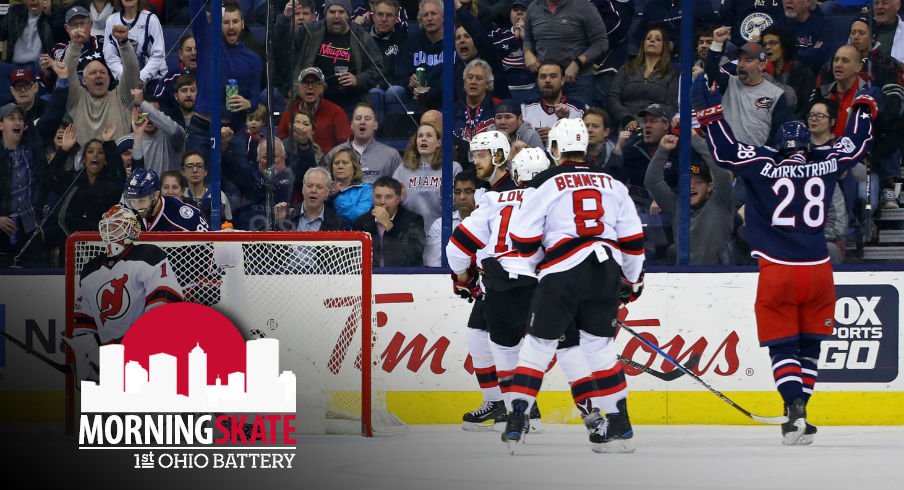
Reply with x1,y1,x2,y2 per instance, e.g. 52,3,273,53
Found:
1,272,903,423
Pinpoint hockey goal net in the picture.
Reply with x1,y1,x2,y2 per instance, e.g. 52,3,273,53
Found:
64,231,407,437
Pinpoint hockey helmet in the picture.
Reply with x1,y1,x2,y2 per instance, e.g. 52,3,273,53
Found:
777,120,810,154
99,205,141,256
547,118,588,161
469,130,511,166
123,168,161,199
511,148,550,183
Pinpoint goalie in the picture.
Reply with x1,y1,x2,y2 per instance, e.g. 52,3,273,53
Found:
66,205,183,383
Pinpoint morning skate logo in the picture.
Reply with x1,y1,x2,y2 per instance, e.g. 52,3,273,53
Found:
78,303,297,470
820,285,899,383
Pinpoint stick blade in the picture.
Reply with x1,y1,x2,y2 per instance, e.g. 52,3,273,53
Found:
750,414,789,425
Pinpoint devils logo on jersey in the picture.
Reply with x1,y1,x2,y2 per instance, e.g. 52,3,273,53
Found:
98,275,131,324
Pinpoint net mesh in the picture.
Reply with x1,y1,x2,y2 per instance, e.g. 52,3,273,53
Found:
67,231,407,436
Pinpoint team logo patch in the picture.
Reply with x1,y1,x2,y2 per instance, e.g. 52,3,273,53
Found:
754,97,775,109
179,205,195,219
97,274,131,324
836,137,856,154
740,13,773,41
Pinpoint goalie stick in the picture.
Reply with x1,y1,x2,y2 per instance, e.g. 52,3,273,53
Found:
1,331,72,374
617,354,700,381
616,320,788,424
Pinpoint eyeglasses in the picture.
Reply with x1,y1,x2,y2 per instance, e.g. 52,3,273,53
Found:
763,40,780,47
12,83,34,92
807,113,830,121
183,163,205,170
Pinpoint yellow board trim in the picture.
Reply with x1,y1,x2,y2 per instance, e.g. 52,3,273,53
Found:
387,391,904,425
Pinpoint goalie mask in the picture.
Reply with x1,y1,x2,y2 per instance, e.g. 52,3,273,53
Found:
547,118,588,162
99,205,141,256
511,147,550,184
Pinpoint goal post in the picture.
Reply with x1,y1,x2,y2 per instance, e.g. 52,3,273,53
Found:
64,231,407,437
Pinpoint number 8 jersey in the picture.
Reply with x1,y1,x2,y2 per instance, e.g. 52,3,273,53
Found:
703,104,873,264
508,163,645,282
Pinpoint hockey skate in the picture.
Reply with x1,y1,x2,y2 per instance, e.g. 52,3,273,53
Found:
781,398,808,446
581,407,604,436
527,401,544,434
462,400,506,431
589,399,635,454
501,399,530,454
798,423,818,445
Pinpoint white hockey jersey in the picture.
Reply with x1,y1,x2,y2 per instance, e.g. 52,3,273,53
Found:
508,163,645,281
74,244,184,343
447,182,542,285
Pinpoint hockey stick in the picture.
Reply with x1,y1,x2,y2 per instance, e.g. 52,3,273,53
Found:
617,354,700,381
616,320,788,424
0,331,72,374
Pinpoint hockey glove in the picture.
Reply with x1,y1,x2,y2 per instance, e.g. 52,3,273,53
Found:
619,272,644,304
452,265,482,302
691,75,724,126
852,87,881,120
62,333,100,385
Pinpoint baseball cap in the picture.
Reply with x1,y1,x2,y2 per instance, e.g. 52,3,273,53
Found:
638,103,669,120
116,135,135,154
10,68,34,85
739,42,767,62
511,0,531,8
0,103,25,120
298,67,326,84
65,5,90,24
690,161,713,182
495,99,521,116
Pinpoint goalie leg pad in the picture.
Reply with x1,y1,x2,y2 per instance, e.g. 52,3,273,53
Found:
63,333,101,385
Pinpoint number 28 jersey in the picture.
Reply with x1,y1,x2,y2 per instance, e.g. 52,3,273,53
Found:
704,104,872,264
508,163,645,282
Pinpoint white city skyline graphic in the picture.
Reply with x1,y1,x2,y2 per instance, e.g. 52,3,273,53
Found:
81,338,296,413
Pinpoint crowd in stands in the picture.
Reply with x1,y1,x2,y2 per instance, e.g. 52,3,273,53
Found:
0,0,902,269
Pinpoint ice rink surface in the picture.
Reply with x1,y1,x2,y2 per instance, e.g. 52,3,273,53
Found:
8,424,902,489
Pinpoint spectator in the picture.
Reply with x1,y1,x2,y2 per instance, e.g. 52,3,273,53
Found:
706,27,790,146
271,0,317,95
227,135,295,230
284,109,323,192
103,0,167,83
453,0,511,102
160,169,188,199
490,98,543,152
167,34,197,76
635,0,717,58
89,1,116,42
694,25,716,70
352,175,426,267
424,169,480,267
762,24,815,118
169,73,196,129
364,0,408,120
810,45,866,137
328,147,374,223
393,122,462,234
49,123,126,235
873,0,904,64
807,98,852,263
461,0,533,103
187,0,263,161
48,6,103,84
420,108,471,169
613,103,673,188
583,106,621,173
277,67,351,153
719,0,784,49
522,0,608,103
116,134,135,177
243,103,268,163
8,69,43,130
521,60,589,146
644,132,734,265
782,0,831,72
454,58,497,142
322,103,402,182
129,87,186,174
590,0,636,113
847,16,904,88
0,0,54,72
275,166,350,231
181,150,233,224
609,27,678,133
387,0,446,113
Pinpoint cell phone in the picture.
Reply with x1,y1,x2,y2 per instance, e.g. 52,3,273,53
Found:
136,112,149,125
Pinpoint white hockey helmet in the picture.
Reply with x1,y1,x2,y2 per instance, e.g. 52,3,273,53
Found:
99,204,141,256
469,130,511,166
511,147,550,184
547,118,588,161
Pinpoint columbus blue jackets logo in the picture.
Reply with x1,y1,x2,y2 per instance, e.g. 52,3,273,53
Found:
740,13,774,41
179,206,195,219
98,274,131,324
754,97,775,109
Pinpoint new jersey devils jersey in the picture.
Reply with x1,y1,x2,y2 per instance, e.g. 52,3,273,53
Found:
74,244,183,342
508,163,645,281
704,103,872,264
143,196,209,232
447,186,543,283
